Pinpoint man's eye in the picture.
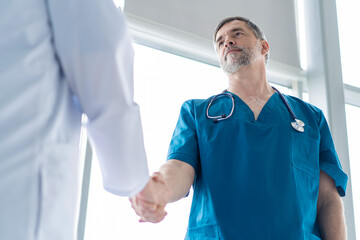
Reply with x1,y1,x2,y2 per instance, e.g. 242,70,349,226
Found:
235,32,242,36
218,42,223,47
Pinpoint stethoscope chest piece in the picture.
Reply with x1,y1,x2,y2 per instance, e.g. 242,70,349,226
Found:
291,119,305,132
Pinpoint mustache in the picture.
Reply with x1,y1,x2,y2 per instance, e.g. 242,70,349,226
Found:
225,46,244,56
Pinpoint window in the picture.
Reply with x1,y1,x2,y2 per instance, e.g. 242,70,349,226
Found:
337,1,360,238
337,0,360,88
84,44,226,240
345,104,360,239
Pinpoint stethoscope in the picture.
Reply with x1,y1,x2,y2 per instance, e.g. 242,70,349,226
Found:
206,86,305,132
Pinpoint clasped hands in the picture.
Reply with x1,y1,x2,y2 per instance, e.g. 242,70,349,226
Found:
130,172,171,223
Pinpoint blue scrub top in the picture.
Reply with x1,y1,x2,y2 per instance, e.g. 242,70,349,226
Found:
167,91,348,240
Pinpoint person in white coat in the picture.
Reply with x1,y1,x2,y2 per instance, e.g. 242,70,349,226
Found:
0,0,166,239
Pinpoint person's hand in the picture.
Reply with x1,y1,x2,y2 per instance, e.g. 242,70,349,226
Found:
129,172,171,223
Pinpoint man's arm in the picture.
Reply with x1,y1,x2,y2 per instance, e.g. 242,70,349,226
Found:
130,159,195,223
317,170,346,240
159,159,195,202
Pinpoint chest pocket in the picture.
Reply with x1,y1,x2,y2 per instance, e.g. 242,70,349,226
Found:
290,128,320,180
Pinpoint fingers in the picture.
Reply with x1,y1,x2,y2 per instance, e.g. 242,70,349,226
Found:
139,211,167,223
130,196,156,212
129,172,172,223
129,196,167,223
138,203,167,224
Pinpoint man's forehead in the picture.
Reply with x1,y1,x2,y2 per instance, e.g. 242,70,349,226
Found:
216,20,250,40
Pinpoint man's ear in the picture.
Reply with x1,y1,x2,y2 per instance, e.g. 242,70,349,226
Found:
261,40,269,56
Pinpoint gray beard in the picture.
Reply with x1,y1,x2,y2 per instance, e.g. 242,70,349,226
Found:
220,47,255,75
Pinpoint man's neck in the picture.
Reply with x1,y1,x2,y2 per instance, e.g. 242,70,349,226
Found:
227,63,273,100
226,63,275,120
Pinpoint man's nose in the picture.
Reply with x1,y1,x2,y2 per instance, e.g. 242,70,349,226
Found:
225,38,235,48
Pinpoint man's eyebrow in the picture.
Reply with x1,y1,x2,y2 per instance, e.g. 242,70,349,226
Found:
216,27,246,43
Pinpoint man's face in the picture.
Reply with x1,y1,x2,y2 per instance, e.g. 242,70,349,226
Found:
215,20,262,75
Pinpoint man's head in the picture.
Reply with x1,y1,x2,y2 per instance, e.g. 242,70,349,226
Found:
213,17,269,75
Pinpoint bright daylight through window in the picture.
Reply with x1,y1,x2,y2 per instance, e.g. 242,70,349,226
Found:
337,0,360,88
84,44,225,240
345,104,360,240
337,1,360,238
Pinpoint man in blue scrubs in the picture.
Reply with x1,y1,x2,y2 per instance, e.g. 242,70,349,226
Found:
130,17,348,239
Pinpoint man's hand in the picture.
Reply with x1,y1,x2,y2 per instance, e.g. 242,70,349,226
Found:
129,172,171,223
130,160,194,223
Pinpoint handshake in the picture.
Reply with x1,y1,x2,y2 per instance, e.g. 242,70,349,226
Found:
129,172,172,223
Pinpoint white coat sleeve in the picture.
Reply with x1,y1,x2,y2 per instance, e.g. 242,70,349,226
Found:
46,0,149,196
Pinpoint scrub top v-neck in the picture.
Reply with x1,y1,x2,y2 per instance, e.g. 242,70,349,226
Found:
229,90,278,122
167,92,347,240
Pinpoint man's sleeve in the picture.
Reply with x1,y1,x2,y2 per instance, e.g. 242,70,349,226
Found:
167,101,200,173
318,111,348,197
46,0,149,197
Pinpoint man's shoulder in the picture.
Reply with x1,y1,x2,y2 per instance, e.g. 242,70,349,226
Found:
284,95,322,113
283,95,324,126
182,95,216,109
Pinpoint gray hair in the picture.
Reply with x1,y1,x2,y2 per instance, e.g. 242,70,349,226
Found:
213,16,269,64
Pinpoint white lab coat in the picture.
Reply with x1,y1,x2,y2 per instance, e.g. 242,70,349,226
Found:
0,0,149,239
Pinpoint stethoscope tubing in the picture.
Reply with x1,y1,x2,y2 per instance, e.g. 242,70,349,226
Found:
271,87,297,121
206,86,305,132
206,90,234,122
